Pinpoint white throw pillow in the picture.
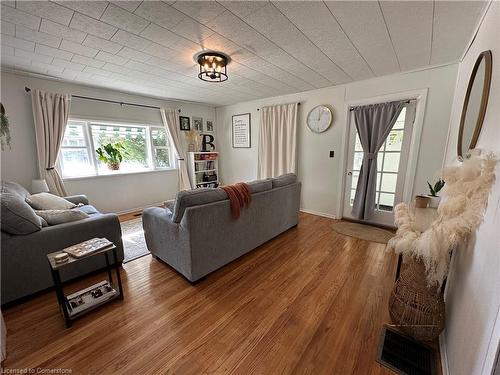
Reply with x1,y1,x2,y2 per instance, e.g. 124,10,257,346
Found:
26,192,76,210
35,209,89,225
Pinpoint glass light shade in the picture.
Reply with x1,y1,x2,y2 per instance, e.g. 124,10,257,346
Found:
197,52,228,83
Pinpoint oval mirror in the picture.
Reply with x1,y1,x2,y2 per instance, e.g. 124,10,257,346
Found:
457,50,492,160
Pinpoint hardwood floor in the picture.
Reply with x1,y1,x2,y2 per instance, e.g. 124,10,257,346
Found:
118,210,144,222
4,213,415,374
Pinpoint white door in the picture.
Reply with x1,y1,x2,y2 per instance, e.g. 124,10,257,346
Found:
342,102,416,227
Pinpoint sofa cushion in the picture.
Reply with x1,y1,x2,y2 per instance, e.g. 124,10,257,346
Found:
1,192,43,235
64,194,89,206
76,205,100,215
272,173,297,188
1,181,30,198
26,192,76,210
173,188,227,223
39,216,49,227
35,209,90,225
247,179,273,193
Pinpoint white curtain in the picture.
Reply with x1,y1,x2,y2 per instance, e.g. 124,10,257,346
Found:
257,103,298,179
31,89,71,196
160,108,192,191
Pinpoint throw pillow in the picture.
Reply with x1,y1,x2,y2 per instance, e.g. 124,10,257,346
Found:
1,193,43,235
35,209,89,225
26,192,76,210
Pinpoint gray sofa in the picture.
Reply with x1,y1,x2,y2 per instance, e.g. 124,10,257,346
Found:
1,181,124,305
142,173,301,282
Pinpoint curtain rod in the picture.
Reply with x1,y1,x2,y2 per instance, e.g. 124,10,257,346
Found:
257,102,300,111
24,86,181,113
349,100,412,111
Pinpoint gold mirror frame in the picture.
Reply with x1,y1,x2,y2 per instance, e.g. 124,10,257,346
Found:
457,50,492,160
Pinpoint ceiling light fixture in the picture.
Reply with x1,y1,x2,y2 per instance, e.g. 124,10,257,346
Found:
197,52,229,83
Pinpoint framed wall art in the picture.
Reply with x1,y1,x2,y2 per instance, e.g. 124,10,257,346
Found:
206,120,214,133
232,113,251,148
193,116,203,132
179,116,190,131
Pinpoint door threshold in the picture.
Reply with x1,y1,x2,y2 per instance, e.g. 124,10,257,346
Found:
340,217,396,231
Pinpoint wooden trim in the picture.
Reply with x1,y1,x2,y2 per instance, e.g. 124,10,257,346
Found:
457,50,493,159
299,208,338,219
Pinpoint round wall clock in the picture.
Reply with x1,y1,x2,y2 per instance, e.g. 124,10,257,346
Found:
306,105,333,133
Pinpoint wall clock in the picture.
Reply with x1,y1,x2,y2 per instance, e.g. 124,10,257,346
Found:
307,105,333,133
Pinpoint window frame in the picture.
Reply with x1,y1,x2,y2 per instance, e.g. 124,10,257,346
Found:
149,127,172,169
58,117,176,180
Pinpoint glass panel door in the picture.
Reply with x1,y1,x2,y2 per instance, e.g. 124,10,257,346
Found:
343,103,416,227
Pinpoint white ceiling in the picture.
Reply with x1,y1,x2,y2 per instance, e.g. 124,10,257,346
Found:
0,1,487,106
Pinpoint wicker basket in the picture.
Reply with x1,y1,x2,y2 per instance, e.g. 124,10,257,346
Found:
389,257,445,342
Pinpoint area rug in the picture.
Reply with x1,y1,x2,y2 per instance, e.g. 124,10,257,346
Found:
121,217,150,263
332,221,394,244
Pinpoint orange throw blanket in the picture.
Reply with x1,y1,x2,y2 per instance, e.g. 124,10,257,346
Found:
221,183,252,219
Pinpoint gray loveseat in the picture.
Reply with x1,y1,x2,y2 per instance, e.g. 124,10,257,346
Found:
142,173,301,282
1,181,124,305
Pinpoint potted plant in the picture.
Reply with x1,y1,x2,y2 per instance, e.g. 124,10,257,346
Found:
96,143,125,170
414,195,431,208
427,179,445,208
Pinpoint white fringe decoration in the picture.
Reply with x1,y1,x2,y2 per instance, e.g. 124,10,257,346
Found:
388,150,497,287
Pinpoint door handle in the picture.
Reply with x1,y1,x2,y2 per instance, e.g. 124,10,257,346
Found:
347,171,352,176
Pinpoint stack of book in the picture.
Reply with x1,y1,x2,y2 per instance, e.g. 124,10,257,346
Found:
66,280,117,317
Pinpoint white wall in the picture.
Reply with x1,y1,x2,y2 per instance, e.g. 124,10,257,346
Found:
216,64,458,218
0,71,215,213
442,3,500,375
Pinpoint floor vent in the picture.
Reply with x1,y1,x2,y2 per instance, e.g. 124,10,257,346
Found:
133,212,142,217
377,326,436,375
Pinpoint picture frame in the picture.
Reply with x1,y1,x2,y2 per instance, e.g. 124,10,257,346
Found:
193,116,203,132
179,116,190,131
232,113,251,148
206,120,214,133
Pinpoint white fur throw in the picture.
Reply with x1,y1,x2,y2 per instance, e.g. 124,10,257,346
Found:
388,151,497,286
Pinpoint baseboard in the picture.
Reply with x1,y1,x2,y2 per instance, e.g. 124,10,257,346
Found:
439,331,449,375
120,205,337,218
300,208,339,220
115,202,165,215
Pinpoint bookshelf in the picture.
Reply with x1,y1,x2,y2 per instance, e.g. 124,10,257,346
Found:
187,151,219,188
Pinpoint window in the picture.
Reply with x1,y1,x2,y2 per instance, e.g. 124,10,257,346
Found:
59,121,94,178
59,119,174,178
151,127,171,168
91,123,148,174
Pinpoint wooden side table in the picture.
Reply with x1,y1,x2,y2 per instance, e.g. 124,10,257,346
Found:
47,245,124,328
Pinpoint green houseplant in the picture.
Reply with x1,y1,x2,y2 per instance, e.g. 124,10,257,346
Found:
1,103,12,151
427,179,445,208
96,143,125,170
